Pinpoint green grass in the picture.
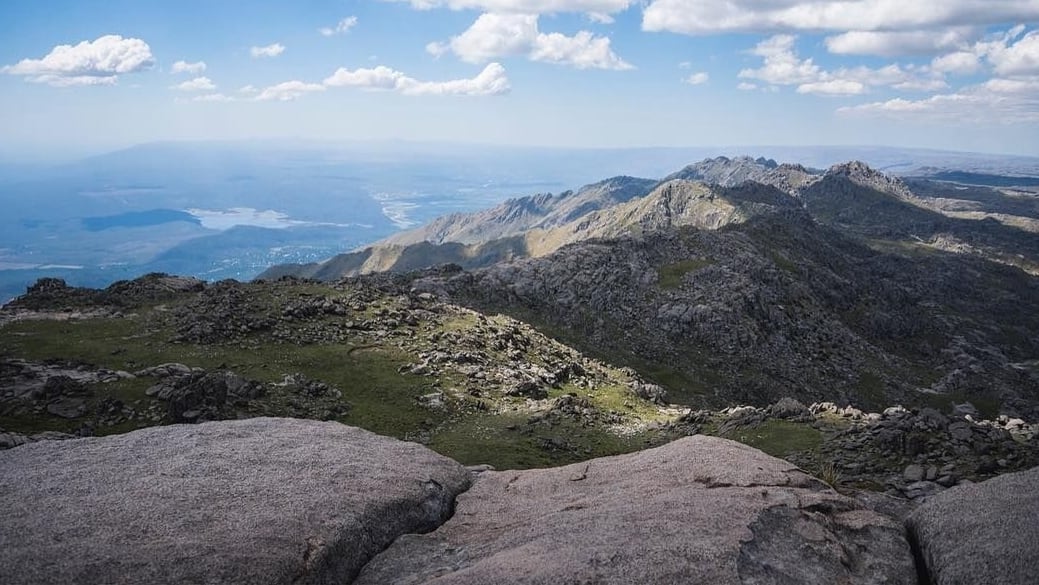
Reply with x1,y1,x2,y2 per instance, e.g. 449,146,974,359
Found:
720,419,822,459
658,259,714,289
0,283,678,471
428,412,660,470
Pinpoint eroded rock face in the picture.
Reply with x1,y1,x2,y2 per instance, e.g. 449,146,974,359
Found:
355,435,916,585
0,418,472,585
908,465,1039,585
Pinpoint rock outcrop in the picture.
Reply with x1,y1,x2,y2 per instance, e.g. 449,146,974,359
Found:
3,418,1037,584
908,465,1039,585
356,435,916,584
0,418,472,585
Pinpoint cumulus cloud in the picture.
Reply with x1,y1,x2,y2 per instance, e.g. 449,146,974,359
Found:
171,76,216,91
387,0,633,14
642,1,1039,35
684,72,709,85
430,12,632,70
171,60,207,75
255,80,325,101
839,76,1039,122
985,29,1039,76
2,34,154,86
251,43,285,58
739,34,943,95
930,51,981,75
739,34,820,85
796,79,864,95
824,28,978,57
324,62,511,96
320,16,358,36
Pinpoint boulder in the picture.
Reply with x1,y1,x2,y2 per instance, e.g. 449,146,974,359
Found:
907,465,1039,585
0,418,472,585
768,397,812,421
356,435,915,584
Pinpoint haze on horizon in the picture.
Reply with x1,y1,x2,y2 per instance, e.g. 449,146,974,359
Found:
1,0,1038,162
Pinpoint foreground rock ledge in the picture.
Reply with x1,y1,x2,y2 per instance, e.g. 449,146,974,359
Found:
908,465,1039,585
0,418,472,585
357,435,915,585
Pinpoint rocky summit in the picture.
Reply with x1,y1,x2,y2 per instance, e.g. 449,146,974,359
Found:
2,418,1037,585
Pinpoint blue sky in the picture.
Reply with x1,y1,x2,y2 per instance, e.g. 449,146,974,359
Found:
1,0,1038,159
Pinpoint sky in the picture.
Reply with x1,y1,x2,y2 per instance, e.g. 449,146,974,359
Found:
1,0,1039,160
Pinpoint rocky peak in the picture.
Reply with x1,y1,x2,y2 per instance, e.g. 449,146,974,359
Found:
824,160,915,200
664,156,780,187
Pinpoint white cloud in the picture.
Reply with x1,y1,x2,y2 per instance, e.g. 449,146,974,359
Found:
840,76,1039,122
432,12,632,70
684,71,709,85
642,1,1039,35
986,29,1039,76
238,85,259,94
587,12,614,23
931,51,981,75
387,0,633,13
2,35,154,86
171,76,216,91
255,80,325,101
737,81,758,90
324,65,405,90
738,35,820,85
171,60,207,75
893,77,949,91
796,79,865,95
531,30,633,69
251,43,286,58
320,16,359,36
324,62,511,96
739,34,943,95
824,28,977,57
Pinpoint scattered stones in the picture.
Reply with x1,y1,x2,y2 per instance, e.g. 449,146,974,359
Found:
632,381,668,405
903,464,925,482
768,397,811,421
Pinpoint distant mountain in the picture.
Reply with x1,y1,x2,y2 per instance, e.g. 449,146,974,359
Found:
262,156,1039,281
259,168,807,280
663,155,781,185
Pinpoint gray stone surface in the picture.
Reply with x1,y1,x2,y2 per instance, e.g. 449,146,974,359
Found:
0,417,472,585
356,435,916,585
908,465,1039,585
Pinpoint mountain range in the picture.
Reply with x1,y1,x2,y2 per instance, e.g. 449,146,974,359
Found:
259,157,1039,420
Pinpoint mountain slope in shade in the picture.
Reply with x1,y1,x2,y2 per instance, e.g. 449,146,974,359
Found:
412,214,1039,418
